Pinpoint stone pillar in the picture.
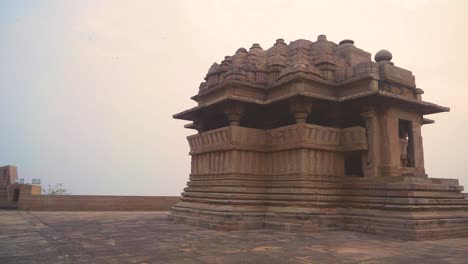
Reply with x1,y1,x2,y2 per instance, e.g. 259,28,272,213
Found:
360,109,379,177
288,99,312,177
379,108,400,176
289,98,312,124
224,102,245,126
412,117,426,176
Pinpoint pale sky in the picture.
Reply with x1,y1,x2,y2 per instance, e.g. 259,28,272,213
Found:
1,0,468,195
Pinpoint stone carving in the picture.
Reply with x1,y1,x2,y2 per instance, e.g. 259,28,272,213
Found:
378,80,415,99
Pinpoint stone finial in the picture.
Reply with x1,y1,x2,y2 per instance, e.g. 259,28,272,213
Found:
317,35,327,41
275,39,285,45
375,49,393,63
250,43,262,50
339,39,354,45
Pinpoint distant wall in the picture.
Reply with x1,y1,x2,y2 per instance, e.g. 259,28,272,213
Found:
19,194,180,211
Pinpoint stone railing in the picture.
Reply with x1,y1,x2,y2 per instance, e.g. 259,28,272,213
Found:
267,124,366,151
188,124,367,153
340,126,367,150
304,124,342,147
188,126,231,152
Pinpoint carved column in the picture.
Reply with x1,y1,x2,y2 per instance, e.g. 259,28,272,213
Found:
288,98,312,177
360,109,379,177
224,102,245,126
380,107,400,176
289,98,312,124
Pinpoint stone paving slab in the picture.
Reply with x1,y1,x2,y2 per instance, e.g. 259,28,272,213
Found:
0,211,467,263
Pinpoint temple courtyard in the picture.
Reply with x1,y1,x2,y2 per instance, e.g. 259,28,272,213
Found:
0,211,467,264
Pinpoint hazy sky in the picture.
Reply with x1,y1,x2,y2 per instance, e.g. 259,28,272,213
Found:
1,0,468,195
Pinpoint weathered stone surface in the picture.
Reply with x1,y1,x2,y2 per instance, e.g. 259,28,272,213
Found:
1,211,468,264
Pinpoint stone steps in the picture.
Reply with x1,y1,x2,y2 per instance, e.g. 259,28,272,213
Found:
184,186,465,199
171,203,468,240
186,175,460,184
174,204,468,221
170,207,266,230
189,174,460,185
180,197,468,210
173,174,468,240
186,180,464,192
182,192,468,204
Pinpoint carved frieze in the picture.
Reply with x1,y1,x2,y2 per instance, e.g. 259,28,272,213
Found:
378,81,415,99
187,124,367,154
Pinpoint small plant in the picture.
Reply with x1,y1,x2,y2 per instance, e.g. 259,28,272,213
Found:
42,183,71,195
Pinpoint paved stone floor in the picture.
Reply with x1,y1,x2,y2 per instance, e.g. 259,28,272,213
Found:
0,211,468,264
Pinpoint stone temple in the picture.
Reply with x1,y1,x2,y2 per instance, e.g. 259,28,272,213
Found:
171,35,468,240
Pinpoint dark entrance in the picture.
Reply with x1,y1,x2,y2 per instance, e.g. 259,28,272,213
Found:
13,188,20,202
344,151,363,176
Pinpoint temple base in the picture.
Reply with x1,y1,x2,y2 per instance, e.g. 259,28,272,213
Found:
170,175,468,240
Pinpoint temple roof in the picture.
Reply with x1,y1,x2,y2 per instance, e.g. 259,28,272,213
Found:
199,35,370,91
174,35,449,121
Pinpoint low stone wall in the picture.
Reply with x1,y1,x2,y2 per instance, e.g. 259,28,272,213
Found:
19,195,179,211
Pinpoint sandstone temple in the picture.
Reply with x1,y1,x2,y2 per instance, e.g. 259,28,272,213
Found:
171,35,468,240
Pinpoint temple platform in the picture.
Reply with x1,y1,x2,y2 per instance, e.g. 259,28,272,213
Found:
1,211,468,263
171,174,468,241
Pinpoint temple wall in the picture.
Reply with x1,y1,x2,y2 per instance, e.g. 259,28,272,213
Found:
307,150,345,176
191,149,345,177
